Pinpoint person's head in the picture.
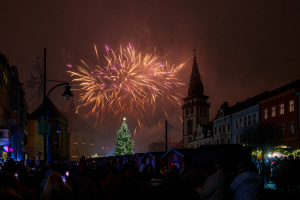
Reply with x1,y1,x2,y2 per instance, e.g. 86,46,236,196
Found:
288,155,294,160
203,162,217,177
18,165,29,178
43,171,67,195
42,171,72,200
0,172,21,198
238,160,257,173
192,161,200,169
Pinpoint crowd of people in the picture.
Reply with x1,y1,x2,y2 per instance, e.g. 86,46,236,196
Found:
0,154,298,200
254,155,300,195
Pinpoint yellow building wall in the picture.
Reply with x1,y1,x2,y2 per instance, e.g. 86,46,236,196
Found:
27,120,44,160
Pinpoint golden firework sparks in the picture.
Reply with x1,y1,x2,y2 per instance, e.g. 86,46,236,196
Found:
67,44,185,126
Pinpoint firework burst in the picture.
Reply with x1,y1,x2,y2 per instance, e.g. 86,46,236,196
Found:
67,44,185,127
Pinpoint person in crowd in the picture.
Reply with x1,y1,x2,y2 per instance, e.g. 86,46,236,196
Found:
18,165,36,200
196,162,223,200
183,161,205,188
273,159,288,194
40,171,73,200
230,160,262,200
40,164,54,192
69,169,99,200
100,166,122,200
0,171,23,200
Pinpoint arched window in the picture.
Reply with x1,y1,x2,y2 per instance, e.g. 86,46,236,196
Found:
187,119,193,135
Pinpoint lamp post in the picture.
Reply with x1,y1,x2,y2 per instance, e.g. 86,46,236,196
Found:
43,48,73,163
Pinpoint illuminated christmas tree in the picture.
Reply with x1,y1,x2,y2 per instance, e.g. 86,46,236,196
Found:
113,117,134,156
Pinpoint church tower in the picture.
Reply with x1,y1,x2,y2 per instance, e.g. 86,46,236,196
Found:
182,50,210,148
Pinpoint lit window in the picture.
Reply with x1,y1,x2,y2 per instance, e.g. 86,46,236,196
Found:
271,107,276,117
280,104,284,115
290,122,295,134
289,100,294,112
264,109,268,119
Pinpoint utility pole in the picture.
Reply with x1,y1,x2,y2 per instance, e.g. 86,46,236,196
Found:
41,48,73,163
43,48,47,163
165,120,168,152
44,48,46,104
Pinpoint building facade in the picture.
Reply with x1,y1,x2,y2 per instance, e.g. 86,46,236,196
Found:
0,54,10,160
29,99,70,162
231,105,259,144
0,54,28,161
259,81,300,148
213,102,232,145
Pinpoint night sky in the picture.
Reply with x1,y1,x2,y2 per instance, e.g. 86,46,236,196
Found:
1,1,300,154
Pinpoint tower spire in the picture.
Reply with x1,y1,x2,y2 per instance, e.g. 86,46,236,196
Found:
188,49,204,96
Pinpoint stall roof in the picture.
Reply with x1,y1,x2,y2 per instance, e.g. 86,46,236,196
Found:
141,151,165,159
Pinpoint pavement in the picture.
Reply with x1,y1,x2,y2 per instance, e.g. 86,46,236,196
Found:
263,181,300,200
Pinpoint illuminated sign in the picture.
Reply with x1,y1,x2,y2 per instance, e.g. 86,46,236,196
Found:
3,146,8,152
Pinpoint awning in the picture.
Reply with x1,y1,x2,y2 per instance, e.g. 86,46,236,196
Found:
0,138,11,146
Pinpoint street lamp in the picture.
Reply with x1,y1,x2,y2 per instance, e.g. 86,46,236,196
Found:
62,85,74,101
42,48,74,163
46,80,74,100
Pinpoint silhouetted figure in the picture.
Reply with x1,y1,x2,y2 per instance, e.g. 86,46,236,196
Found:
230,160,262,200
40,171,73,200
196,162,223,200
0,171,22,200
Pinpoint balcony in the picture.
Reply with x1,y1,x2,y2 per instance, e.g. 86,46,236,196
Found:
0,128,10,146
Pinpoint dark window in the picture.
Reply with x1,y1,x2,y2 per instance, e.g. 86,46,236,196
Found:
290,122,295,134
187,119,193,135
280,124,285,136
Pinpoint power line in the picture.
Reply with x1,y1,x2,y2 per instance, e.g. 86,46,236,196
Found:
134,126,164,153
